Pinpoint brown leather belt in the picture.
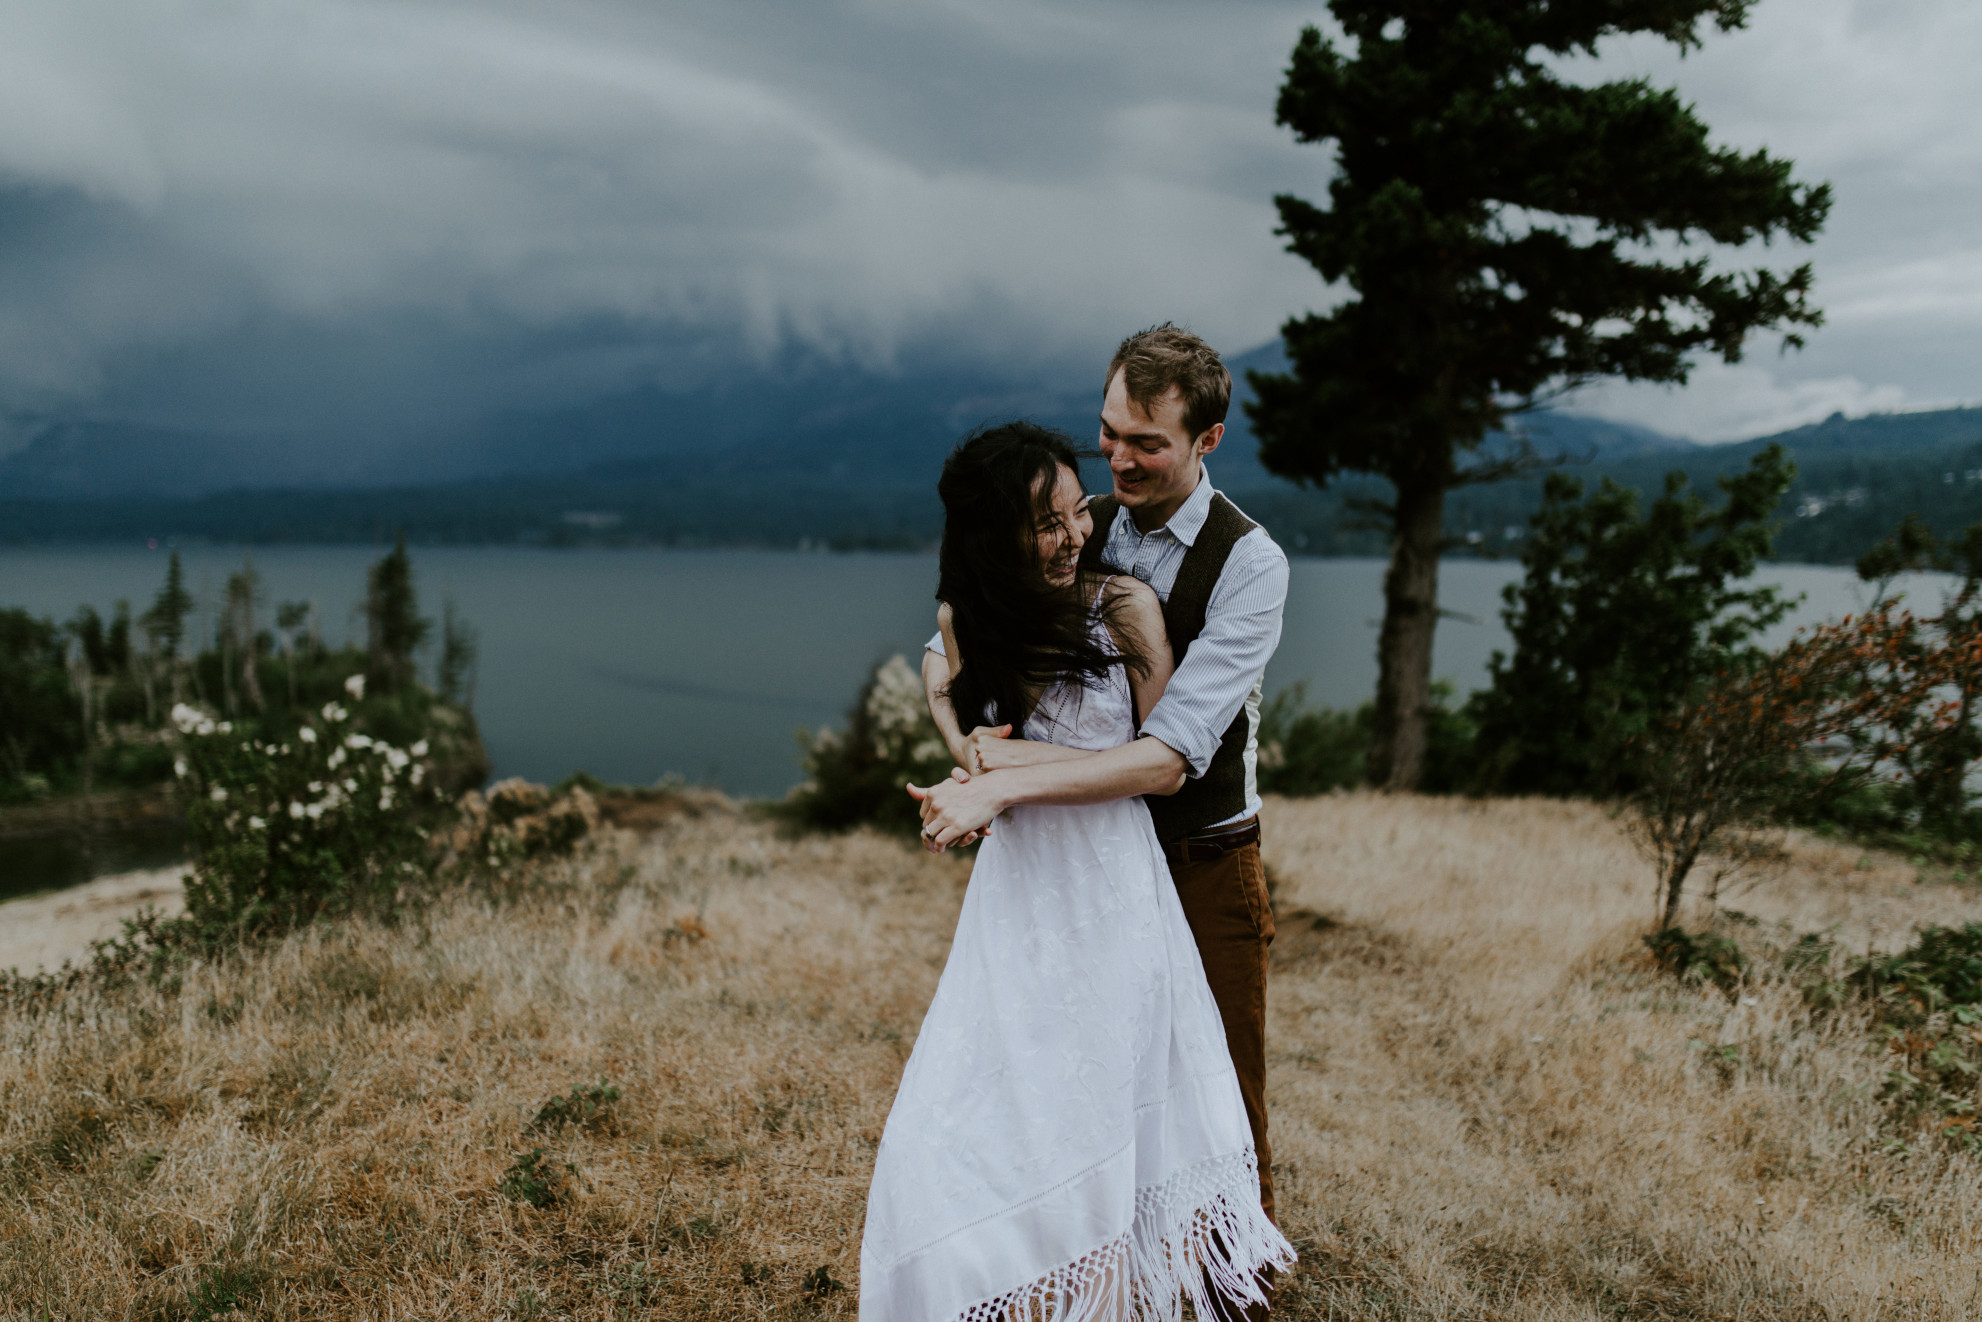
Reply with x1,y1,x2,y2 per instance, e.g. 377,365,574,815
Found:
1162,815,1260,866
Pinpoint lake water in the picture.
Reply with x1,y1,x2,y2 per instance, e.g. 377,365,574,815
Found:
0,544,1927,890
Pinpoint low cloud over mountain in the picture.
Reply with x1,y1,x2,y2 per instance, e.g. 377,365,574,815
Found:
0,0,1975,492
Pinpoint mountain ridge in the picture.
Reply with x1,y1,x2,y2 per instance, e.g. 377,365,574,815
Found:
3,344,1977,567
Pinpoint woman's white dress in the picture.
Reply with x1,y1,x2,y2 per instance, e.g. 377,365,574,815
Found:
860,647,1294,1321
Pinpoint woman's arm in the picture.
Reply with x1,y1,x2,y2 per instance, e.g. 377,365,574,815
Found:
925,604,1090,774
1101,576,1175,726
921,623,970,766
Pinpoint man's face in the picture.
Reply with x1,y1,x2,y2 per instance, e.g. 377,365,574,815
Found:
1098,371,1222,528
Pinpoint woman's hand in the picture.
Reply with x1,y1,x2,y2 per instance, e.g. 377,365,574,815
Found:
908,767,1009,851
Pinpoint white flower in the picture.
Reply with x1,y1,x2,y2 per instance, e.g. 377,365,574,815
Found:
299,726,319,744
326,747,346,769
410,740,428,758
307,781,323,794
379,790,395,810
344,674,366,700
170,702,219,736
322,702,348,723
173,759,188,779
306,802,325,820
410,765,425,787
345,734,373,750
209,786,228,802
217,722,232,734
289,802,306,819
385,748,410,771
248,816,265,830
343,778,358,794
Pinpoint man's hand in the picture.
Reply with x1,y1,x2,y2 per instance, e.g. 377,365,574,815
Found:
908,768,1010,850
965,724,1109,775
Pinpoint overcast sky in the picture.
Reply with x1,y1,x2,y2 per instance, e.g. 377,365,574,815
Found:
0,0,1975,456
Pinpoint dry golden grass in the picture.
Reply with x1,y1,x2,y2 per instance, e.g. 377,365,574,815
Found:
1262,794,1982,1320
2,793,1979,1319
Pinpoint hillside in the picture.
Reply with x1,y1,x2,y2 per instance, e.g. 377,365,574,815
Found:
2,342,1977,563
5,795,1978,1318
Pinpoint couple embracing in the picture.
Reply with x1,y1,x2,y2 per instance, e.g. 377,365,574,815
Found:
860,325,1297,1321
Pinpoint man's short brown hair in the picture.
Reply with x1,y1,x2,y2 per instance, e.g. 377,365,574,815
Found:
1105,323,1231,440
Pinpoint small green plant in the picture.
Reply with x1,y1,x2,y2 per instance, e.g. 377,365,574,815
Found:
608,1263,665,1306
498,1148,574,1208
529,1079,622,1134
179,1262,265,1322
1644,927,1748,995
803,1265,846,1299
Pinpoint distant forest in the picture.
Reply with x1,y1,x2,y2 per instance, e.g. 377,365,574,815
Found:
4,405,1979,568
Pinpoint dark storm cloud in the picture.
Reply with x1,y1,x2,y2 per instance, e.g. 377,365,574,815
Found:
0,0,1972,453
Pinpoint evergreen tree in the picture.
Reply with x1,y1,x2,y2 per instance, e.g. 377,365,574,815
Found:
1248,0,1830,789
438,598,479,711
366,533,430,695
224,558,265,713
276,600,312,708
1470,445,1796,796
142,551,195,661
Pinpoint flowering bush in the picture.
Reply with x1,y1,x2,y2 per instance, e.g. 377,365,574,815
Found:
786,655,954,835
170,677,449,943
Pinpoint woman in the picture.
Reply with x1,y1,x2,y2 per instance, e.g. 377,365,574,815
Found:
860,422,1292,1321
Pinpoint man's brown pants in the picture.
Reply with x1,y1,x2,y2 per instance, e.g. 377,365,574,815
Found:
1168,839,1275,1225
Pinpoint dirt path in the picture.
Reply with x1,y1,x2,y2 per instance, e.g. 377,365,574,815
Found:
0,867,186,975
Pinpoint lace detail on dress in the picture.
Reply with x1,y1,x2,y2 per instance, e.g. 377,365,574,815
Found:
952,1149,1294,1322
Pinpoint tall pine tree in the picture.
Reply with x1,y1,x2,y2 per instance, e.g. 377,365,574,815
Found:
1248,1,1829,789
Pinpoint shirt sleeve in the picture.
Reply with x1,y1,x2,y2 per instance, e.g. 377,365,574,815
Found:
1138,530,1289,778
925,631,946,656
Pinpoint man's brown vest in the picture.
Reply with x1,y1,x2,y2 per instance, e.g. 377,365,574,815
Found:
1079,492,1259,843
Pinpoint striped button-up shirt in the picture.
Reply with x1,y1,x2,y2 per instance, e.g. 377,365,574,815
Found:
928,466,1289,826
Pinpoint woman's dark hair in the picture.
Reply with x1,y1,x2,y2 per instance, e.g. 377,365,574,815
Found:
937,421,1145,729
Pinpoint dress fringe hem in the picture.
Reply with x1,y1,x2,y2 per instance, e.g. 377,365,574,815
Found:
949,1150,1295,1322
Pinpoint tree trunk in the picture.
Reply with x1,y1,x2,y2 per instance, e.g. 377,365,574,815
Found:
1368,480,1446,791
1661,844,1701,929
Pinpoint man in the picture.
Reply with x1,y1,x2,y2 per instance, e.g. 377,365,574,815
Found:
914,324,1289,1309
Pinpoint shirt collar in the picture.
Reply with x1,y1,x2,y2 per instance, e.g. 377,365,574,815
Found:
1153,466,1213,547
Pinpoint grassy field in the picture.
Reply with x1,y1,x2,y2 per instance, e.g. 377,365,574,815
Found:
4,793,1981,1320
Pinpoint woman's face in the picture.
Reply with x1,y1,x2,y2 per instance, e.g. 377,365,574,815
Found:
1032,463,1092,587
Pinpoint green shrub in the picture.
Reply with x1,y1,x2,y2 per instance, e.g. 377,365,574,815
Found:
1644,927,1749,994
1258,681,1475,795
786,655,953,834
1850,922,1982,1017
529,1079,622,1134
169,681,451,946
498,1148,574,1208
